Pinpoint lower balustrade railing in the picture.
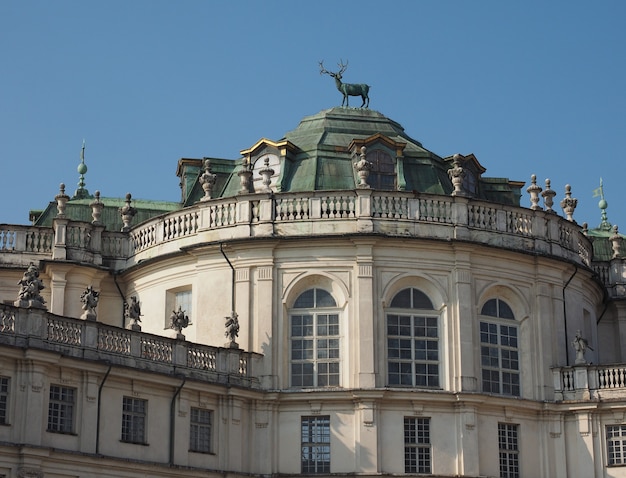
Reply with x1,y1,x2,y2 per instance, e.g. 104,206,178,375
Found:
0,305,259,386
553,364,626,400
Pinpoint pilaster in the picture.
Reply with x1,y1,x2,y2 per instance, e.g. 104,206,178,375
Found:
352,238,376,388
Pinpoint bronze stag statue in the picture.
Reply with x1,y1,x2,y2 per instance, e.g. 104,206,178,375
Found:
320,60,370,108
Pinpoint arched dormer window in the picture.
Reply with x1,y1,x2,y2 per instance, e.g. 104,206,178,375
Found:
387,288,440,388
367,150,396,190
480,298,519,396
290,288,340,388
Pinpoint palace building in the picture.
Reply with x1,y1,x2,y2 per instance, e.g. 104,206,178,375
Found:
0,107,625,478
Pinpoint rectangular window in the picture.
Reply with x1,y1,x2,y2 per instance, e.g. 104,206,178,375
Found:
291,314,339,387
301,415,330,474
0,377,9,425
388,314,439,387
122,397,147,444
404,417,431,473
190,407,212,453
498,423,520,478
481,322,520,396
47,385,75,433
607,425,626,466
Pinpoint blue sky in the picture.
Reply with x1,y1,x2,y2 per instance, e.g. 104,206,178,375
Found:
1,1,625,231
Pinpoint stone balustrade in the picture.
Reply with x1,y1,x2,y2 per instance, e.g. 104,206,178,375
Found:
0,190,593,270
553,364,626,401
0,305,261,388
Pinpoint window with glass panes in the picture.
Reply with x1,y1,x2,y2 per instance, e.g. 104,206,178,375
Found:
121,397,147,443
301,415,330,474
47,385,75,433
498,423,520,478
0,377,9,425
404,417,432,473
607,425,626,466
290,289,340,387
387,288,439,387
190,407,212,453
480,298,520,396
366,149,396,190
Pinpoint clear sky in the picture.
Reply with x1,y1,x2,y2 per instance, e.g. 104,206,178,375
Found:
1,1,624,232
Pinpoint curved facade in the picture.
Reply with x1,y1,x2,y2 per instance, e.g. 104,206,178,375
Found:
0,108,625,478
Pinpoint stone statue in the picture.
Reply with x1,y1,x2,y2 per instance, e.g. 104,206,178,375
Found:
572,330,593,364
225,311,240,348
15,263,46,309
124,295,142,330
80,285,99,321
320,60,370,108
169,306,191,336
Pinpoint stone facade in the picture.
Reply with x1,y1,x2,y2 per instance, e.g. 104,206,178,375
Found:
0,108,625,477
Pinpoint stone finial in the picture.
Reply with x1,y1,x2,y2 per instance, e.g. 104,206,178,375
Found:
90,190,104,224
541,179,556,213
238,158,253,194
169,305,191,339
55,183,70,217
448,154,466,196
560,184,578,222
199,158,217,201
119,193,137,232
610,225,623,259
224,311,240,348
80,285,99,321
74,140,90,199
14,263,46,309
259,156,275,193
354,146,371,188
581,222,589,236
124,295,142,330
526,174,542,211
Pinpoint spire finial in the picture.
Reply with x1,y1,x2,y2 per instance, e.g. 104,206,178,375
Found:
74,139,91,199
593,178,611,230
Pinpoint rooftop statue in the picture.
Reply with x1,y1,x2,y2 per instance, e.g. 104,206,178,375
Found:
15,263,46,309
320,60,370,108
124,295,142,330
169,305,191,339
80,285,99,321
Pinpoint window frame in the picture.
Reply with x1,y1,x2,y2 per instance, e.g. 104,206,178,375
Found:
189,407,213,454
480,298,520,397
301,415,331,474
47,384,76,434
386,288,440,388
498,422,520,478
404,416,432,474
0,376,9,425
607,424,626,466
290,288,341,388
121,396,147,444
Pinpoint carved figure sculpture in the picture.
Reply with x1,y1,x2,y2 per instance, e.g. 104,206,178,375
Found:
572,330,593,364
124,295,142,329
169,306,191,334
225,311,240,346
320,60,370,108
15,263,46,309
80,285,99,321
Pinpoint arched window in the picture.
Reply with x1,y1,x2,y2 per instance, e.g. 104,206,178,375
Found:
367,150,396,190
387,288,440,388
290,288,340,388
480,298,520,396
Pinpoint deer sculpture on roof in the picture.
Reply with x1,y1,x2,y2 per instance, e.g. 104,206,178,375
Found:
319,60,370,108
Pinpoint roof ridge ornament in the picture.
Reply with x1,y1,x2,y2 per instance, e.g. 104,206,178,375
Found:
592,178,612,230
74,140,91,199
319,59,370,108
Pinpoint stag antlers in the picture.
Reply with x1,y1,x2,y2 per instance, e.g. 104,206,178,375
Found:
319,59,348,78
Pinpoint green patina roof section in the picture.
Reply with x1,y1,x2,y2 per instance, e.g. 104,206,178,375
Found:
281,107,439,192
33,197,180,231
